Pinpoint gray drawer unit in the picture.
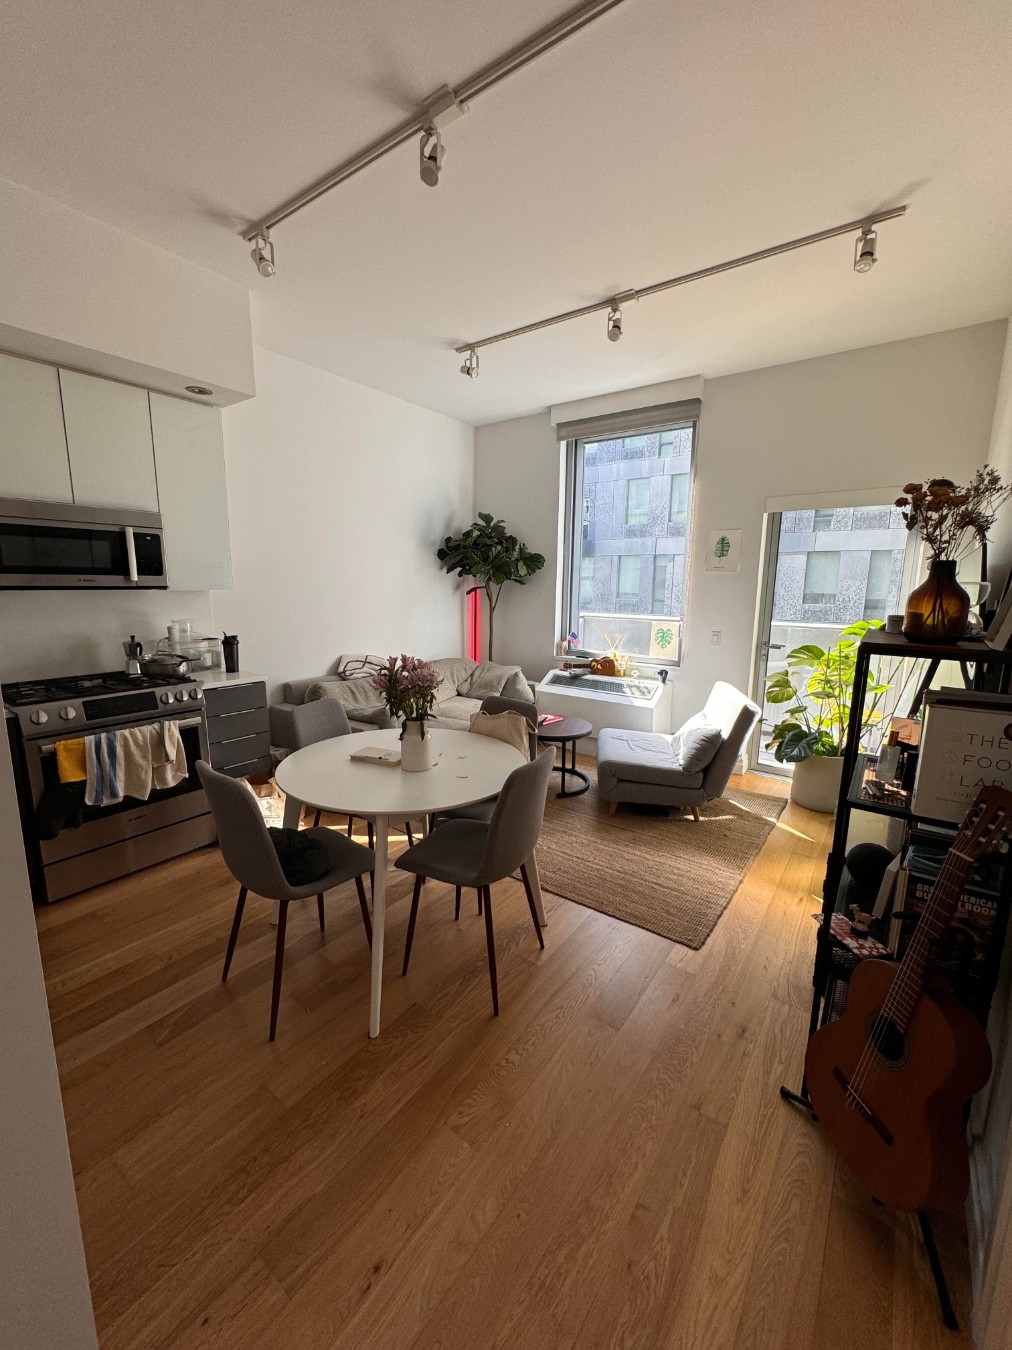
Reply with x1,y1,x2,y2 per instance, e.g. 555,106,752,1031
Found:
203,680,272,778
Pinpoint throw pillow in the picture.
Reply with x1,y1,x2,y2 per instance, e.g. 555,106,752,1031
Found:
460,662,524,701
671,712,723,773
268,827,331,885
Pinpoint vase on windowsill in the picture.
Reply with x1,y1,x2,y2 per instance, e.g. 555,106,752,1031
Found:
400,718,434,773
901,558,970,643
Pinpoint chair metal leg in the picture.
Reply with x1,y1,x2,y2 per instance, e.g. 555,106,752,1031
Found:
454,885,462,921
313,808,322,827
346,815,355,837
477,888,483,916
221,884,247,981
402,874,424,976
481,886,499,1016
316,892,325,932
519,864,545,949
269,901,289,1042
405,822,414,847
354,873,373,949
368,821,374,850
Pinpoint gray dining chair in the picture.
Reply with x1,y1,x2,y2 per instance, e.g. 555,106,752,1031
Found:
433,695,540,921
395,748,555,1016
197,760,375,1042
276,697,415,846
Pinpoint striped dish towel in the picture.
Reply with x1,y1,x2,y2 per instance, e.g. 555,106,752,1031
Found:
85,731,123,807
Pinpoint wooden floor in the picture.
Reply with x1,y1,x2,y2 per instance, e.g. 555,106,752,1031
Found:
37,773,975,1350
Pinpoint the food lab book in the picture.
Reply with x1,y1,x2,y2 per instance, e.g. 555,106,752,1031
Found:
911,688,1012,822
349,746,401,766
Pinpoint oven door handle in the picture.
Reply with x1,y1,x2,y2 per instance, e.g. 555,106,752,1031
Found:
124,525,138,583
37,717,204,754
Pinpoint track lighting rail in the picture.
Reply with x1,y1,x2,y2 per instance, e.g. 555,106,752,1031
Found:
453,205,909,362
241,0,628,243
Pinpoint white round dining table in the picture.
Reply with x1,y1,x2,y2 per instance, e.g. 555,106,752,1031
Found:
274,727,547,1038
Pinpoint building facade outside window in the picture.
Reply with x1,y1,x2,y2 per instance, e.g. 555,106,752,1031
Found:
567,422,696,662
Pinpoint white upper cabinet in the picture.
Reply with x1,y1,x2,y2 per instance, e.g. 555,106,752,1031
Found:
149,392,233,591
59,369,159,512
0,354,74,503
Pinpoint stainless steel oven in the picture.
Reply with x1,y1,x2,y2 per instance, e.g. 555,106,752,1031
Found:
5,672,215,902
0,497,167,589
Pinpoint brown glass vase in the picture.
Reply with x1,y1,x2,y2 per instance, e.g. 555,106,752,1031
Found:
902,559,970,642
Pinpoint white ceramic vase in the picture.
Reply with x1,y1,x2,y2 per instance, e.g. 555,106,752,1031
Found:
400,718,434,772
790,754,844,813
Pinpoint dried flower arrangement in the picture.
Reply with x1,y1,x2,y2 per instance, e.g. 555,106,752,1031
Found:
895,469,1012,561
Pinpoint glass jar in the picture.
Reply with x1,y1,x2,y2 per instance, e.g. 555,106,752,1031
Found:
902,559,970,642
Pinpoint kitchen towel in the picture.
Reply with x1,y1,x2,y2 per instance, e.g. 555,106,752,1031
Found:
116,721,187,800
56,737,87,783
85,731,122,807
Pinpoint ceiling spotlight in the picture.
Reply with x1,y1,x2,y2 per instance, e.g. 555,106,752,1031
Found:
419,127,445,187
185,386,214,397
854,226,877,274
607,304,623,342
460,348,479,379
250,230,275,278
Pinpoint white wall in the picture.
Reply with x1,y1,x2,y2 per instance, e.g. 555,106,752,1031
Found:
213,347,474,698
0,590,214,684
476,321,1008,727
0,176,254,405
0,734,98,1348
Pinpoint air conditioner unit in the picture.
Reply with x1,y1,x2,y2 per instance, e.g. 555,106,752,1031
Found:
536,668,674,737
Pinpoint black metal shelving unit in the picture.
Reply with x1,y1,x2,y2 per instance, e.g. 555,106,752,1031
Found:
782,629,1012,1330
805,629,1012,1040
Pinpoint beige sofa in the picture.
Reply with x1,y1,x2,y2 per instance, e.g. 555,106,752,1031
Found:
269,654,535,751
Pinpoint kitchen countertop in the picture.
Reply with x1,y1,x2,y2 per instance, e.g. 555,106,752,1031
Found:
196,670,268,691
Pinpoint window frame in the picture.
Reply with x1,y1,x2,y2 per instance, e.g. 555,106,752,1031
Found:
563,416,698,667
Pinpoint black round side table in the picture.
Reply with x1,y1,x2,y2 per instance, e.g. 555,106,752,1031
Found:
536,716,593,798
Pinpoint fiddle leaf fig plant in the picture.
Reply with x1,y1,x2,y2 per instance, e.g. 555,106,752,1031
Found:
764,620,892,763
437,513,545,662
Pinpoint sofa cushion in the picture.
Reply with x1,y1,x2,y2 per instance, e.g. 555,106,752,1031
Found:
436,695,481,724
671,712,723,773
304,676,388,722
596,728,705,790
430,657,478,703
459,662,529,701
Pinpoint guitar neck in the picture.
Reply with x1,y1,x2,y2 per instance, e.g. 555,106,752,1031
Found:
881,846,974,1030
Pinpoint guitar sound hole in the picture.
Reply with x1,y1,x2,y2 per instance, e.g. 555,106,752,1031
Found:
866,1012,907,1066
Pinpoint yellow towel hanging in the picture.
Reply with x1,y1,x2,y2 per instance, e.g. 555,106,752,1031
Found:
56,738,87,783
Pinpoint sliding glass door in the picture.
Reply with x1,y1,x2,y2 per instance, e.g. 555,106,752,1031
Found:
751,504,915,773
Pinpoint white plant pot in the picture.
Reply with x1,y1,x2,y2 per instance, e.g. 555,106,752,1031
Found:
400,719,434,772
790,754,844,814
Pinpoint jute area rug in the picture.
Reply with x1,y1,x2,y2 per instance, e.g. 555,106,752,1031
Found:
533,766,788,949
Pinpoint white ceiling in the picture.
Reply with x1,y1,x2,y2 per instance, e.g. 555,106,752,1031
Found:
3,0,1012,424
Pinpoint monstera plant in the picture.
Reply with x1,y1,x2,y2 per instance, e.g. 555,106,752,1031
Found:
764,620,893,811
437,513,545,661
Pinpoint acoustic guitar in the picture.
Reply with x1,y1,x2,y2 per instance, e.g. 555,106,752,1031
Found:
804,786,1009,1212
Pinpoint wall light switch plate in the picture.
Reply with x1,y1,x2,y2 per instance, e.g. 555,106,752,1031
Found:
710,630,721,646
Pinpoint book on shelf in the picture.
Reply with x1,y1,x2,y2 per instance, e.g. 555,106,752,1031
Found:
911,688,1012,823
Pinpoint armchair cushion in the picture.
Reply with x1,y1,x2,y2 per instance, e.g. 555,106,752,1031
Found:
671,713,723,773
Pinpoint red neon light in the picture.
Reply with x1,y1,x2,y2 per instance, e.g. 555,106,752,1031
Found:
467,588,482,662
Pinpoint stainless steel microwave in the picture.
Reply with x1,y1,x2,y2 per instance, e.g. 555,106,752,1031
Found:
0,498,167,589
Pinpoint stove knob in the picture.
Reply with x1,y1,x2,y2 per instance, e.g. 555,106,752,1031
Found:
188,688,200,700
59,706,77,721
29,709,48,725
174,690,186,702
160,692,173,705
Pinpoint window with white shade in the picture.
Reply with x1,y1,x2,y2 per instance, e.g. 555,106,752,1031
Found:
803,550,841,606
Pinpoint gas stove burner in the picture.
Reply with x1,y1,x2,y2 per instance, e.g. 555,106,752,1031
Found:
2,670,192,707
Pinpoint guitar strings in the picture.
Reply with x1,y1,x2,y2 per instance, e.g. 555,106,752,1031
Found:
846,845,967,1105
